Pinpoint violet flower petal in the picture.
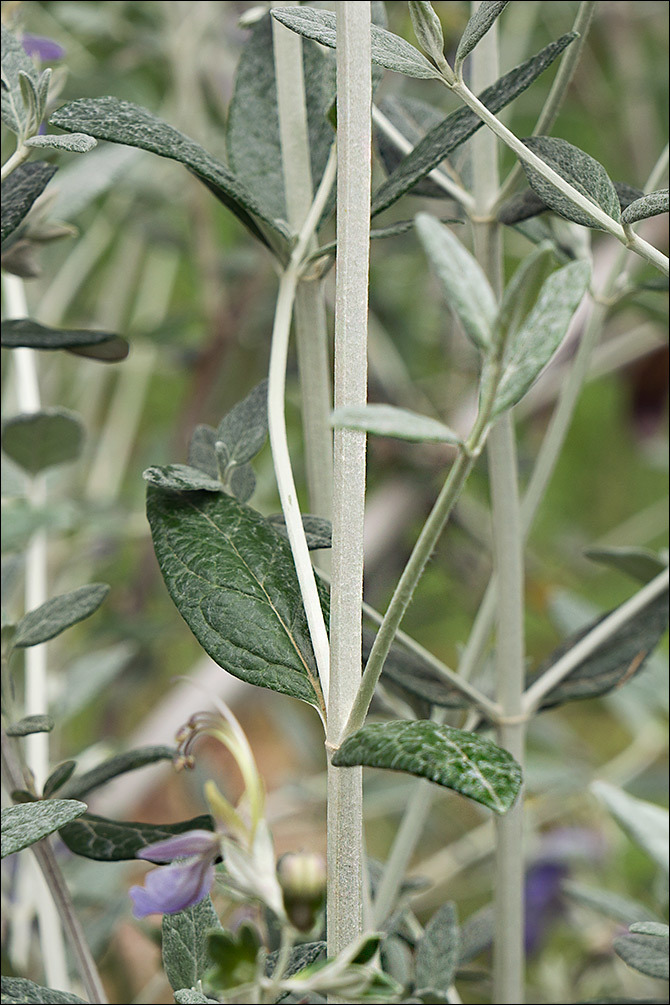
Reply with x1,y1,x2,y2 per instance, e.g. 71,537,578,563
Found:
130,857,215,918
136,829,219,862
22,34,65,62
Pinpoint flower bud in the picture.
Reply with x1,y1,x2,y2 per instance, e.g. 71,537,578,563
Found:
278,852,327,932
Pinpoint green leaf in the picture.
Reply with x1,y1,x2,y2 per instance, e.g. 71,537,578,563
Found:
271,6,443,80
408,3,446,70
1,318,128,362
173,992,219,1005
226,462,256,503
5,714,55,736
371,32,577,217
2,408,85,474
374,95,447,199
614,925,669,980
0,976,87,1004
562,880,660,926
146,488,326,715
495,241,555,348
584,546,667,584
332,720,522,814
18,70,40,135
43,760,77,798
143,464,223,493
265,941,327,979
216,380,269,469
188,424,219,479
415,902,460,996
59,746,176,800
415,213,496,350
2,799,87,857
532,589,669,711
59,812,215,861
50,98,289,248
1,162,56,245
267,513,332,551
1,24,39,135
14,583,110,648
227,13,336,224
592,781,668,874
455,1,509,70
498,180,644,227
521,136,621,228
622,189,669,225
332,403,462,445
162,896,223,992
490,260,591,417
25,133,97,153
206,924,262,992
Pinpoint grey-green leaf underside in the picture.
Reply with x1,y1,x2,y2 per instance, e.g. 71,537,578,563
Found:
455,1,509,69
621,189,669,226
521,136,621,229
2,799,87,857
14,583,110,648
0,976,87,1004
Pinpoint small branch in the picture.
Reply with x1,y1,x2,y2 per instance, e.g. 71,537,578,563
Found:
1,142,31,181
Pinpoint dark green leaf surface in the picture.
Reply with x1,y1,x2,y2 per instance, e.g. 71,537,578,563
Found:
521,136,621,228
60,746,176,800
371,32,576,216
455,1,509,69
163,896,223,992
147,488,326,715
206,924,261,991
614,926,669,980
490,260,591,417
2,799,87,857
2,408,84,474
1,163,56,244
0,977,87,1004
332,720,522,813
584,546,667,584
143,464,223,493
216,380,268,468
267,513,332,551
374,95,446,199
533,589,669,710
271,7,443,79
228,14,336,223
42,761,77,798
332,403,462,445
499,180,644,226
5,714,55,736
14,583,110,648
59,812,215,861
1,318,128,361
50,98,289,247
415,902,460,996
622,189,669,225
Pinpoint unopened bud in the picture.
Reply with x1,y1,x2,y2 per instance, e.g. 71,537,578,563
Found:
278,852,327,932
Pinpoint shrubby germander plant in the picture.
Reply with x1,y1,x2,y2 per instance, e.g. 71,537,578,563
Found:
1,3,668,1003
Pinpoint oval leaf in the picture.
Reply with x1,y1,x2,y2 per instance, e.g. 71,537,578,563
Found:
14,583,110,648
216,380,269,467
521,136,621,228
5,714,55,736
1,318,128,361
415,213,496,350
147,488,326,715
59,812,215,862
332,403,462,445
455,1,509,70
143,464,223,493
2,799,87,857
584,546,667,584
614,927,669,980
26,132,97,153
271,6,443,80
2,408,85,474
332,720,522,813
415,903,460,996
163,896,223,992
621,189,669,226
43,760,77,798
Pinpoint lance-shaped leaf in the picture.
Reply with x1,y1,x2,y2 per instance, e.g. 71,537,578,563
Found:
374,95,447,199
584,546,667,585
50,97,289,248
372,32,576,217
1,24,39,134
332,720,522,814
332,403,462,445
614,924,669,980
227,13,336,223
2,407,85,474
495,241,555,346
147,488,327,716
499,180,645,226
5,714,54,736
531,589,668,711
143,464,223,493
216,380,268,469
408,2,447,72
188,424,219,479
0,977,87,1005
14,583,110,647
59,812,215,861
1,318,128,361
271,6,443,80
43,760,77,798
416,213,496,350
2,799,87,857
455,1,509,71
592,781,668,874
1,162,56,245
415,903,460,997
490,259,590,417
521,136,621,229
622,189,669,226
25,132,97,153
163,896,223,992
562,880,660,926
59,745,176,800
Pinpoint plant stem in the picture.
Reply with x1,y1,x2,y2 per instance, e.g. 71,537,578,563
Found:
1,142,31,180
326,2,371,966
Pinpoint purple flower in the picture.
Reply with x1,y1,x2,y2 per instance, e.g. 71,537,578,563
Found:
129,829,221,918
22,34,65,63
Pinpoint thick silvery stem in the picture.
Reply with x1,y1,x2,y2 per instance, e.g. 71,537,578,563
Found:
327,1,371,965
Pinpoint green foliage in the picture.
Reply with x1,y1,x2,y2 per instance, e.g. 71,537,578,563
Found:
332,721,522,814
332,403,462,445
25,133,96,153
59,812,215,861
613,923,669,980
455,1,510,72
59,745,176,800
622,189,669,226
143,464,223,493
592,781,669,875
584,547,668,585
42,760,77,798
1,318,128,361
2,408,84,474
205,924,261,993
0,163,56,244
14,583,110,647
1,799,87,857
521,136,621,229
414,902,460,997
0,976,87,1004
162,896,223,992
1,24,43,137
5,714,54,736
408,2,447,72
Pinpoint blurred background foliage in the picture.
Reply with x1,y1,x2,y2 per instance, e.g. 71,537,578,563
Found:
1,2,668,1002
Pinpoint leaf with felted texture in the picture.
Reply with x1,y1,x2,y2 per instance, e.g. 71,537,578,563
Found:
2,408,84,474
59,812,215,861
622,189,669,225
267,513,332,551
455,1,509,70
0,976,87,1004
14,583,110,647
333,403,462,445
414,902,460,996
5,714,54,736
614,924,669,980
1,162,56,244
332,720,522,814
42,761,77,798
521,136,621,229
216,380,269,469
25,132,97,153
162,896,223,992
59,746,176,800
1,24,39,134
143,464,223,493
2,799,87,857
1,318,128,361
498,180,645,226
374,95,448,199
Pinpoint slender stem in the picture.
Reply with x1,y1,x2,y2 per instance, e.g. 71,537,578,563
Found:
1,142,31,180
522,569,669,714
326,2,371,967
494,1,597,210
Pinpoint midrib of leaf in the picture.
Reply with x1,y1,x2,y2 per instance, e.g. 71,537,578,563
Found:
185,502,325,713
444,737,504,812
